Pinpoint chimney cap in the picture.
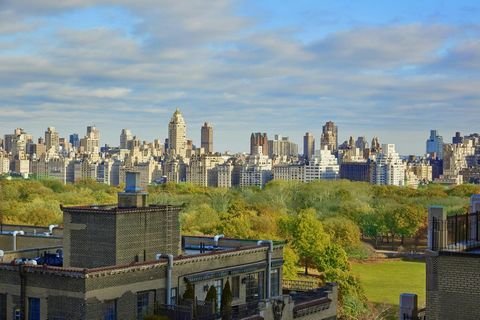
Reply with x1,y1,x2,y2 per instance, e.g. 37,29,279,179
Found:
125,171,143,193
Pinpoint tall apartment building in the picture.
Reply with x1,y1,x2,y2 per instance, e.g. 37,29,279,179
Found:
303,132,315,161
250,132,268,156
186,154,225,187
239,150,273,188
201,122,213,154
304,147,340,181
268,135,298,158
168,109,187,158
45,127,60,152
443,141,476,176
80,125,100,156
272,164,304,181
320,121,338,153
426,130,444,160
0,153,10,174
120,128,133,149
408,161,433,183
214,161,235,187
370,144,405,186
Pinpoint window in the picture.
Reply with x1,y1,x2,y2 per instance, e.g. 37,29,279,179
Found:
271,269,280,297
231,276,240,299
137,291,150,320
258,271,265,300
13,308,22,320
28,297,40,320
104,300,117,320
170,288,177,306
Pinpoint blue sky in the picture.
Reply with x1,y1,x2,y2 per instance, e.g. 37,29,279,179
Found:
0,0,479,155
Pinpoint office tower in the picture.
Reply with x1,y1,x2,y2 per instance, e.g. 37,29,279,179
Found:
201,122,213,154
452,132,463,144
370,144,405,186
168,108,187,158
320,121,338,153
355,136,368,150
4,134,14,153
45,127,60,152
268,135,298,158
120,129,133,149
426,130,444,159
250,132,268,156
303,132,315,161
69,133,80,149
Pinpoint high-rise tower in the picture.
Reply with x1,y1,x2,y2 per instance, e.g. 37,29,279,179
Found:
201,122,213,154
120,129,133,149
45,127,60,152
168,108,187,158
303,132,315,161
320,121,338,153
426,130,444,159
250,132,268,156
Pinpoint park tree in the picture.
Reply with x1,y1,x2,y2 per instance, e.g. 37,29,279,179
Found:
281,208,330,275
323,217,361,249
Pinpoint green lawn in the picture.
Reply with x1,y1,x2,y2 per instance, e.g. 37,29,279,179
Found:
351,259,426,307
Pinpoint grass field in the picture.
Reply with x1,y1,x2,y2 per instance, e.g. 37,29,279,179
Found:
351,259,426,307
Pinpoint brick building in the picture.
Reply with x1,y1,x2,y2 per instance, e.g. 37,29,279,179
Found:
0,172,337,320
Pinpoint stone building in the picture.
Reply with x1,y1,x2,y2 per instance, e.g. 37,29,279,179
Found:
0,172,337,320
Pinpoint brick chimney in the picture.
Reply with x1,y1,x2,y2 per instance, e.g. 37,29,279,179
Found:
118,171,148,208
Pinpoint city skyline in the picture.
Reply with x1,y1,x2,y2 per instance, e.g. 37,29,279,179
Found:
1,1,480,154
0,115,474,156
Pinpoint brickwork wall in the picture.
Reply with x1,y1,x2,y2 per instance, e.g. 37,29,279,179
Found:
426,252,480,320
0,234,62,251
47,295,86,320
116,206,181,264
64,211,117,268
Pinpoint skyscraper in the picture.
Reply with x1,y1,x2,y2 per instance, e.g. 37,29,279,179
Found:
69,134,80,149
268,135,298,158
201,122,213,154
426,130,444,159
321,121,338,153
303,132,315,161
80,125,100,155
370,144,405,186
168,108,187,158
120,129,133,149
371,137,381,153
45,127,60,152
250,132,268,156
452,132,463,144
